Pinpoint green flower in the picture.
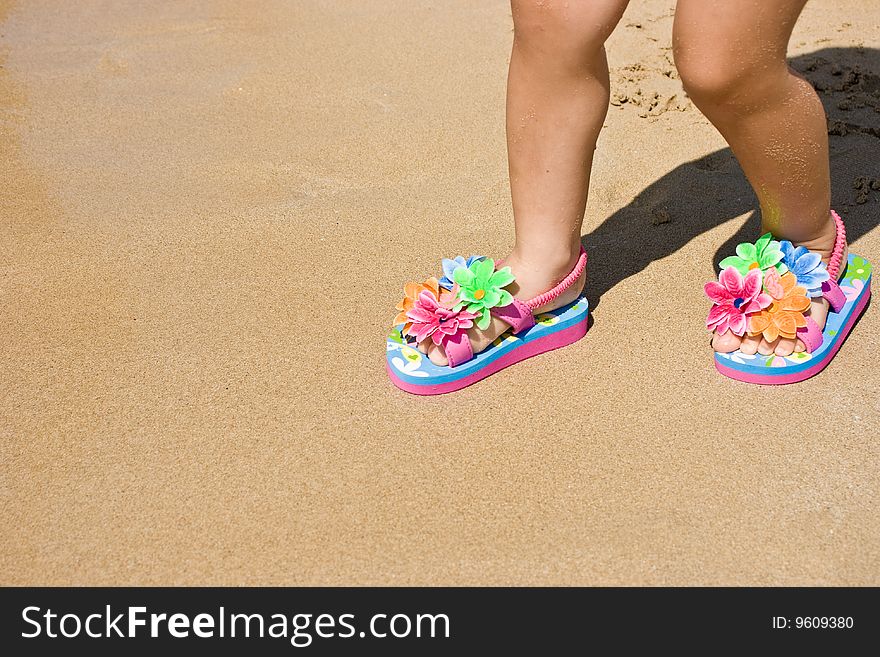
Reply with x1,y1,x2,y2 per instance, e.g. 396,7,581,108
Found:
719,232,784,275
452,257,515,330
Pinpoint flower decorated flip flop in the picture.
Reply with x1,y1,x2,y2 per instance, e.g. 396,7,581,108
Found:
387,248,589,395
706,210,871,384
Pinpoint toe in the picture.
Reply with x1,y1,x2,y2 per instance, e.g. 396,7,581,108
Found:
426,342,448,366
739,334,761,355
794,340,806,353
774,337,797,356
711,330,742,353
418,341,428,354
757,338,776,355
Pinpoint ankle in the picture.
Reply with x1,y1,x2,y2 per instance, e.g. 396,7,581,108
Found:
767,211,840,261
504,243,584,304
507,242,581,278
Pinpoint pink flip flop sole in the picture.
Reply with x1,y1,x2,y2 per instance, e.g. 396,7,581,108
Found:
387,319,587,395
713,252,872,384
387,297,589,395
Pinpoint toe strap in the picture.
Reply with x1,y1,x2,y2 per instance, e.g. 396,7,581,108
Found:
821,279,847,313
443,331,473,368
796,316,824,354
491,298,535,334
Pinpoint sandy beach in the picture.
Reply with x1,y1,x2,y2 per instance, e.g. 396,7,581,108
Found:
1,0,878,585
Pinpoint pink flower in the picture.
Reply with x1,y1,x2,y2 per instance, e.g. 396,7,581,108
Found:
704,266,772,336
404,290,478,346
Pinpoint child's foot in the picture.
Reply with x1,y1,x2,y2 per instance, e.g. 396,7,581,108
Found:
418,249,586,366
711,217,847,357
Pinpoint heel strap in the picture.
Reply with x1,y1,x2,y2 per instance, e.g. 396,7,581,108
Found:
827,210,847,279
491,246,588,334
522,246,588,311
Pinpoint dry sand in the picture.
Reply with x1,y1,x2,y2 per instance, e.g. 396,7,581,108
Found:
1,0,878,585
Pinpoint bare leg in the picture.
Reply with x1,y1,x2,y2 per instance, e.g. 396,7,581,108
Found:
673,0,842,357
424,0,630,365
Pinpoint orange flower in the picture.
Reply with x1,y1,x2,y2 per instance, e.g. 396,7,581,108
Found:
747,270,810,342
393,277,442,332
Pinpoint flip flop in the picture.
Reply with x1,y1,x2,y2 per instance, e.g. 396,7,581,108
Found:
706,210,871,384
387,248,588,395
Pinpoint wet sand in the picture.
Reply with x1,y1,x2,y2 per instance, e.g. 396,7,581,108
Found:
1,0,878,585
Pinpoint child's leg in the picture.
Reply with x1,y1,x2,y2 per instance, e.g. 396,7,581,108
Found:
423,0,629,365
673,0,839,357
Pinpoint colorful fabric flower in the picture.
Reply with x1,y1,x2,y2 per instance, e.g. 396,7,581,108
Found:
778,240,829,297
719,232,784,275
705,266,772,336
452,258,515,330
393,277,442,332
438,283,460,307
404,290,478,346
747,270,811,342
439,255,485,289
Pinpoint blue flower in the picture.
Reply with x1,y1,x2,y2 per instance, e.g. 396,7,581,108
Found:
779,240,830,297
439,255,484,289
